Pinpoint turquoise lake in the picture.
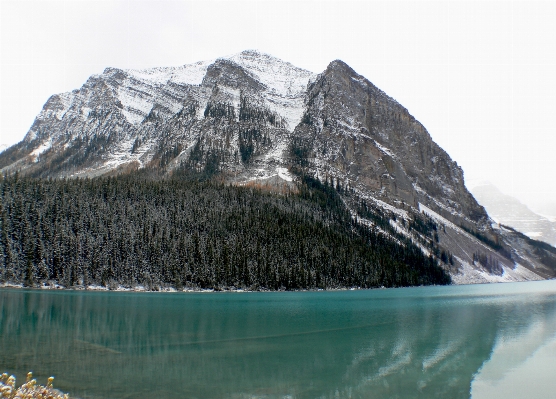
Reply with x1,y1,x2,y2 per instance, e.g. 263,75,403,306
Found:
1,281,556,398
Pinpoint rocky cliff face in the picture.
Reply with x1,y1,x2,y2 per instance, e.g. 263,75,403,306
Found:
2,50,555,283
292,60,487,231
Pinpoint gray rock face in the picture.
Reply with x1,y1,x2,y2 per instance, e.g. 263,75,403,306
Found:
2,50,555,283
294,60,488,231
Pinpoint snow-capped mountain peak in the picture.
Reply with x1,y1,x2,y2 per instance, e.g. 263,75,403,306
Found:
2,50,556,285
227,50,316,97
80,50,316,130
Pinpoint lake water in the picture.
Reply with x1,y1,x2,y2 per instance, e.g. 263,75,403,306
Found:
1,281,556,399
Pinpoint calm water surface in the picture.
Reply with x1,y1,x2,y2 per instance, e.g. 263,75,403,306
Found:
1,281,556,399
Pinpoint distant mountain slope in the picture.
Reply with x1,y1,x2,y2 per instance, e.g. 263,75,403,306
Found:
529,202,556,223
2,50,555,286
469,182,556,247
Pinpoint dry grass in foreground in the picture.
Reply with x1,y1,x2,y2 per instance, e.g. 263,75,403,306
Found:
0,372,70,399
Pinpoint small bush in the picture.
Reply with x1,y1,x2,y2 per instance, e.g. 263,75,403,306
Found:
0,372,70,399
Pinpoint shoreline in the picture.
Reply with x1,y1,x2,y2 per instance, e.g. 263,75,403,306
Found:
0,281,384,293
2,280,550,293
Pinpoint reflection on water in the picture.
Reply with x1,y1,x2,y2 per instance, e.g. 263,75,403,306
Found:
1,281,556,399
471,305,556,399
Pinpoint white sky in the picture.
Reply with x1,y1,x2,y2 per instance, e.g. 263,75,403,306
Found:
1,0,555,211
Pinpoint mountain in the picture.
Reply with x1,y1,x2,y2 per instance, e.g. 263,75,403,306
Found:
0,144,7,153
469,181,556,247
1,50,556,287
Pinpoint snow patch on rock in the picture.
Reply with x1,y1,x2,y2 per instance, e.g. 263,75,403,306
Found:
31,140,52,159
277,167,293,182
228,50,316,131
55,93,72,120
118,87,153,124
374,141,395,157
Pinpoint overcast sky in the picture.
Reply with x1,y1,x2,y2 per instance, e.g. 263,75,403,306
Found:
1,0,555,211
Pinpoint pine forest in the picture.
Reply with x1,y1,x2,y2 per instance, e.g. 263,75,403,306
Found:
0,173,451,290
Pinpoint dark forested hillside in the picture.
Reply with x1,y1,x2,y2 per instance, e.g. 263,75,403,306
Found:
0,174,450,290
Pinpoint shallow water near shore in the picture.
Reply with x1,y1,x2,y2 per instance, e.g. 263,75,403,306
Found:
2,281,556,399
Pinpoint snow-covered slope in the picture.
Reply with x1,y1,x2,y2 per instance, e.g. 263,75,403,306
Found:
0,50,316,178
